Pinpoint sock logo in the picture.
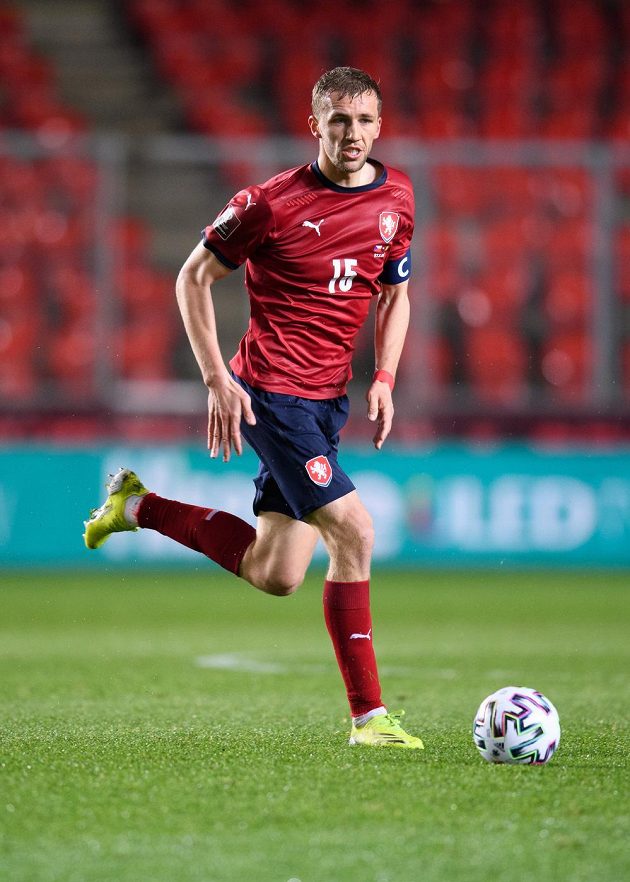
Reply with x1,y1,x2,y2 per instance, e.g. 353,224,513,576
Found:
350,628,372,640
305,455,332,487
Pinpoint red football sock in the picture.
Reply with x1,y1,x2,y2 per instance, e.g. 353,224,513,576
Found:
323,579,383,717
137,493,255,576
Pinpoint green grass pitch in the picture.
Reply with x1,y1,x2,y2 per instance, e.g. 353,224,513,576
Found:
1,568,629,882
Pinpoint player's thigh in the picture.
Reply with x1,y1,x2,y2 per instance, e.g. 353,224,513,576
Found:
306,490,374,549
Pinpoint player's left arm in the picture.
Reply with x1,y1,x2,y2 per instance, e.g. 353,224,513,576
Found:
367,279,410,450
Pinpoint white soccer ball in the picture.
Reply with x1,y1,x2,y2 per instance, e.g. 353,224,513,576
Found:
473,686,561,765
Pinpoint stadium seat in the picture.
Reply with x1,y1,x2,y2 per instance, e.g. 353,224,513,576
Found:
465,326,528,404
478,57,539,103
120,318,175,380
545,220,593,268
483,1,541,53
476,262,532,321
607,111,630,141
483,217,536,266
485,168,537,216
46,321,97,396
615,229,630,301
544,269,592,327
0,264,36,311
416,107,471,139
546,58,607,111
109,217,151,264
411,56,474,110
0,308,40,399
539,108,595,139
541,331,591,401
553,0,607,53
49,266,96,324
434,167,490,217
478,100,537,138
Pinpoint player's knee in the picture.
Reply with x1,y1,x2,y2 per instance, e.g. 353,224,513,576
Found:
345,507,375,554
261,568,305,597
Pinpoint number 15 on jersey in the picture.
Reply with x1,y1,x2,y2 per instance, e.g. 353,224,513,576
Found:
328,258,358,294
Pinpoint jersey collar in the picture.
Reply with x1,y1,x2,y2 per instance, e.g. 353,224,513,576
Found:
311,159,387,193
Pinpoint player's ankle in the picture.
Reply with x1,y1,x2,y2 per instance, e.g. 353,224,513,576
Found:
124,495,145,526
352,706,387,727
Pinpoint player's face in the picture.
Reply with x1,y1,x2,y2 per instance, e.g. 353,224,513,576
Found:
309,91,382,183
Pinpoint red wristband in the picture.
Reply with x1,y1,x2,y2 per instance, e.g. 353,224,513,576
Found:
373,369,395,391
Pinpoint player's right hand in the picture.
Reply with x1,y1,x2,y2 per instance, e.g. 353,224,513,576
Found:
207,377,256,462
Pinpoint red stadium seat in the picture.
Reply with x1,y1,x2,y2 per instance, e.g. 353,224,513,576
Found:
539,108,595,139
0,305,40,398
411,56,474,109
478,57,539,102
119,317,175,380
545,220,593,268
476,262,531,321
478,100,537,138
116,265,173,317
410,2,475,58
546,58,607,111
483,217,538,266
109,217,151,264
49,266,97,324
465,326,528,404
536,169,591,219
39,156,98,209
483,1,541,53
0,359,37,399
607,111,630,141
416,107,471,139
185,92,269,136
0,264,37,311
485,168,538,216
553,0,606,53
615,229,630,301
541,331,591,402
544,269,592,327
46,321,97,396
434,167,490,217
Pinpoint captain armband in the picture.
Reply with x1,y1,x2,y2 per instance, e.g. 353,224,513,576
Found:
379,248,412,285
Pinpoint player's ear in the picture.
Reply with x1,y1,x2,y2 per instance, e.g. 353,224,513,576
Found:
374,116,382,139
308,115,322,138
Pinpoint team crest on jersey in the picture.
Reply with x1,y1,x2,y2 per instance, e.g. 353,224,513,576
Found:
213,204,241,240
305,455,333,487
379,211,400,243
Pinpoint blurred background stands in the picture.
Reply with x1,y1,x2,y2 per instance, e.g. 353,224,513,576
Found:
1,0,629,444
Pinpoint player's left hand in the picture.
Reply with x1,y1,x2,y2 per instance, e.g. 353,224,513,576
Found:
366,381,394,450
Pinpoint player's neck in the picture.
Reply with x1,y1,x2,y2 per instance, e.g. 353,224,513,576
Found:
316,155,380,188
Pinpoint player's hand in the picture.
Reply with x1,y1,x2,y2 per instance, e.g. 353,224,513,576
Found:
207,377,256,462
366,380,394,450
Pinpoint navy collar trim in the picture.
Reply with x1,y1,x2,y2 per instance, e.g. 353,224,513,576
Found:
311,159,387,193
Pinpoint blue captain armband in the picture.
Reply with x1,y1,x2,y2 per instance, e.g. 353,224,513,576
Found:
380,248,411,285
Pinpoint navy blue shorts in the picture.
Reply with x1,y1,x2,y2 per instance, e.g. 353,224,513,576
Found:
233,374,356,520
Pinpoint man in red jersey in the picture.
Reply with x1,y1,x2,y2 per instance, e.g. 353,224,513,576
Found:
84,68,423,750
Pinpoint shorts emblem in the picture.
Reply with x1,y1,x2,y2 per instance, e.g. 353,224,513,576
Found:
305,455,333,487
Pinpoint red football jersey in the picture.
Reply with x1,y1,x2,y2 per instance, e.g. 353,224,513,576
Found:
202,160,414,399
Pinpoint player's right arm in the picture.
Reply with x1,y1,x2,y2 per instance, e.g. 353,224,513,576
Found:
176,241,256,462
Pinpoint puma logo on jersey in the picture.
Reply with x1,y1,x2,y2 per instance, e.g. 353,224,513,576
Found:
350,629,372,640
302,218,325,236
245,193,257,210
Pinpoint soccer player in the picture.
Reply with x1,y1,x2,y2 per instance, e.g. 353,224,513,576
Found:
84,67,423,750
